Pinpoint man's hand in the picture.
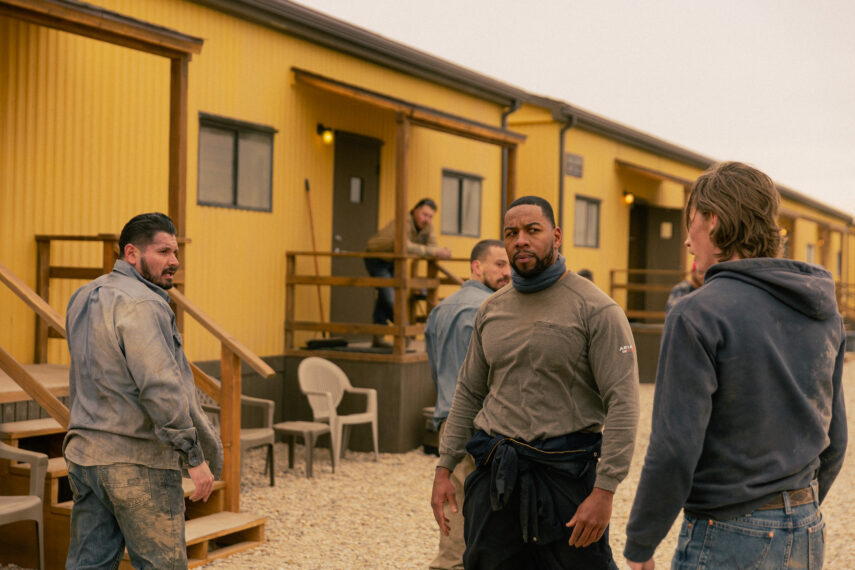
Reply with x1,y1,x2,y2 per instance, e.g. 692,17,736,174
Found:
565,487,613,547
188,462,215,502
431,467,458,535
436,247,453,260
626,559,655,569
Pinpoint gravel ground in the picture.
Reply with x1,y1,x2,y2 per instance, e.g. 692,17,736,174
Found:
6,361,848,570
209,358,855,569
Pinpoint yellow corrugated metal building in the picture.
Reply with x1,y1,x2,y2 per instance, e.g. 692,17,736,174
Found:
2,0,853,369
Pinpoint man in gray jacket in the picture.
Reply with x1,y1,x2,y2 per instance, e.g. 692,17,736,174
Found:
625,162,847,569
426,239,510,569
64,213,222,569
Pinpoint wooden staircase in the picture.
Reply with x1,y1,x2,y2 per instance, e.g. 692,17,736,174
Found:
1,251,276,569
0,409,266,569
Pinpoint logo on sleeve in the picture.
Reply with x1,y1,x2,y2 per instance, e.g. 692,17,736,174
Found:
619,344,636,354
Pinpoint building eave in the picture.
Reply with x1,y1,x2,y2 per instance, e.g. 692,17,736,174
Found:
189,0,527,106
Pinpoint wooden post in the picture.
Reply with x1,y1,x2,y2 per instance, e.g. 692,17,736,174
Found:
393,114,410,355
220,345,242,512
99,233,119,274
34,239,51,363
169,55,189,333
426,259,439,316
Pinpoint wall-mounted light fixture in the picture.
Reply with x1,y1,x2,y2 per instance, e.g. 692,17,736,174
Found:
622,191,635,205
316,123,334,145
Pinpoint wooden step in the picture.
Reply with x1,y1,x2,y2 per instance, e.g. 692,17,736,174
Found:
185,511,266,566
9,455,67,478
51,499,73,516
0,417,64,440
0,363,69,404
118,511,266,569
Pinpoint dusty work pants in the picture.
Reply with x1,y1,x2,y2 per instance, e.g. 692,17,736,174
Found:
430,421,476,570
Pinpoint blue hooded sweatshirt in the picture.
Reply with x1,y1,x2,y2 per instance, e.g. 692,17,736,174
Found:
625,258,847,562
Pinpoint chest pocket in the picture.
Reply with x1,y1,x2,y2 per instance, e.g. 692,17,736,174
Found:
528,321,586,375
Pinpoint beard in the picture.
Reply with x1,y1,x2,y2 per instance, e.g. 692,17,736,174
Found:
485,274,510,291
511,244,556,278
139,256,176,290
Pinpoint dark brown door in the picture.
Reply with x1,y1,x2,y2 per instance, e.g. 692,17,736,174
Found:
627,203,684,319
329,132,382,337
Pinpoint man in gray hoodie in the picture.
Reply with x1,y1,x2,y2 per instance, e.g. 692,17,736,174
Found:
625,162,847,569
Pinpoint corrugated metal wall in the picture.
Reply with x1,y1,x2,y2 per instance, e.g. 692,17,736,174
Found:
2,0,509,364
3,0,850,366
1,14,170,362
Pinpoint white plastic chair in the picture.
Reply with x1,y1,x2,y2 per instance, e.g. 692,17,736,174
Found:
0,441,48,570
297,357,379,462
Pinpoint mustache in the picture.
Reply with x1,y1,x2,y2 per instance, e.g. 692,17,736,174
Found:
513,250,537,261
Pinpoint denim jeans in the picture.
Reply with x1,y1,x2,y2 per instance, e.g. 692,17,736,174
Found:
364,257,395,324
66,461,187,569
671,488,824,569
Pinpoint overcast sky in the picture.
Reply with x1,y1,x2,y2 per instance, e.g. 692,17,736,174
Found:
294,0,855,217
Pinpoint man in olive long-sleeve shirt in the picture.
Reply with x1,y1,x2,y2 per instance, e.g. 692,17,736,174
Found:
431,196,639,569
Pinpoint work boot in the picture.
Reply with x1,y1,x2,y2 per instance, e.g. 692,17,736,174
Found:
372,335,393,349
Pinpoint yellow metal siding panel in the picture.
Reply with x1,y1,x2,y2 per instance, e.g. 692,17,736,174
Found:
64,0,513,360
1,15,170,363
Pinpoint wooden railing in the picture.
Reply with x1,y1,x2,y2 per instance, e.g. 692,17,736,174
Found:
0,260,70,427
610,268,686,322
285,250,466,358
612,267,855,327
4,233,275,512
170,288,275,512
837,281,855,329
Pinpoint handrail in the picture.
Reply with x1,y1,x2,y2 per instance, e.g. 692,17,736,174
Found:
23,233,274,513
436,262,465,286
0,260,66,335
170,288,275,379
285,250,467,357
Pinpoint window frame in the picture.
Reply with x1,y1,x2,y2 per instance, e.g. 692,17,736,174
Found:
440,168,483,237
197,112,277,212
573,195,600,248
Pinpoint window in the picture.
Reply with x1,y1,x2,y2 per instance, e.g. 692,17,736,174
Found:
573,196,600,248
198,113,276,211
441,170,482,236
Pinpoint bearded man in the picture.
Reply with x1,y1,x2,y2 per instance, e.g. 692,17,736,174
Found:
431,196,639,569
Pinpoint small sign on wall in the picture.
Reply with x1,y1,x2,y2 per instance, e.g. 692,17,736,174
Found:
565,153,584,178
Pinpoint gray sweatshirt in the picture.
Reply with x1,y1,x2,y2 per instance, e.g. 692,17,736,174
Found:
625,258,847,562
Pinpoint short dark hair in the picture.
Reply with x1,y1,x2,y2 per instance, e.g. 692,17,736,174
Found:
411,198,438,213
470,239,504,263
119,213,176,259
686,162,781,260
506,196,556,227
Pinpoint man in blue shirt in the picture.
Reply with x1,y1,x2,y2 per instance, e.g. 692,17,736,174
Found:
425,239,510,569
64,213,222,569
